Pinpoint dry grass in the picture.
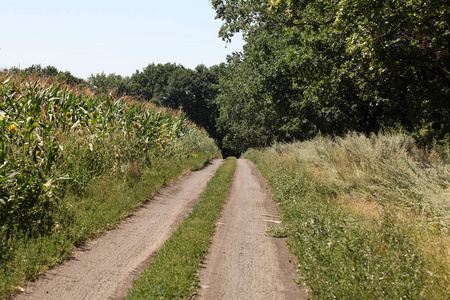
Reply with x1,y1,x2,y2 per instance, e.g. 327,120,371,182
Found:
337,193,383,220
284,132,450,228
127,161,143,180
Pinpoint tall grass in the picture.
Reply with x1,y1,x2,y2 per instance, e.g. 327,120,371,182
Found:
287,133,450,228
0,72,221,298
244,132,449,299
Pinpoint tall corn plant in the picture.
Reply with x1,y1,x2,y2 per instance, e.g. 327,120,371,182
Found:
0,77,63,239
0,73,204,242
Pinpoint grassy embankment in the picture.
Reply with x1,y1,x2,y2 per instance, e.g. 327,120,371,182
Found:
244,133,449,299
0,73,221,299
127,157,236,299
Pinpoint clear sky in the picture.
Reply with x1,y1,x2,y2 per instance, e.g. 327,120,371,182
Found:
0,0,244,79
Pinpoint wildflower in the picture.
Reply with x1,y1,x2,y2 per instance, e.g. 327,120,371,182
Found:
90,113,94,117
113,123,117,126
53,105,58,111
169,132,173,137
8,124,16,132
129,132,132,137
195,154,198,158
161,148,164,151
0,116,4,120
36,150,41,156
162,125,166,129
66,112,72,118
68,121,73,126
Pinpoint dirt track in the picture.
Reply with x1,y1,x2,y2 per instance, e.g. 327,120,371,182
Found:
15,158,306,299
15,159,223,300
197,159,307,299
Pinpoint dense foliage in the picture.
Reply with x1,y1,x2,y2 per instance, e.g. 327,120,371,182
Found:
5,64,227,153
212,0,450,153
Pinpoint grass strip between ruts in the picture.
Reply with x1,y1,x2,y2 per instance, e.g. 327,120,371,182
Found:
127,157,237,299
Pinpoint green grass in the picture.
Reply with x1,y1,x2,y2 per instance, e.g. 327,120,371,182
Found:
243,133,449,299
127,157,236,300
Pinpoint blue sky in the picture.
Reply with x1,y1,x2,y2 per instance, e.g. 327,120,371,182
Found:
0,0,244,79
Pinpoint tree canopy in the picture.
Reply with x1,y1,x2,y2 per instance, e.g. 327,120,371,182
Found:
212,0,450,153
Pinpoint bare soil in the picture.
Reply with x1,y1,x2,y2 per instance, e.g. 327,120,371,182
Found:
15,159,223,300
196,159,308,299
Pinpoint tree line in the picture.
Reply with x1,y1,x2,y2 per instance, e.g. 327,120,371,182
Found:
7,0,449,155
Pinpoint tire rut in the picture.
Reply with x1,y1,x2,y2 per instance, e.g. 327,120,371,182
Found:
197,159,308,300
15,159,223,300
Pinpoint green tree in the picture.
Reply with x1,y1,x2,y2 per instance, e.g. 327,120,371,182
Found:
212,0,450,153
123,63,226,150
87,72,128,95
161,64,225,145
127,63,181,102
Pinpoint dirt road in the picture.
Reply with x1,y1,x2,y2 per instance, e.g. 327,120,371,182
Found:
15,158,306,299
197,159,307,299
15,159,223,300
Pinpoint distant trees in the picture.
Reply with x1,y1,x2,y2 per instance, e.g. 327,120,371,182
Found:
161,64,225,138
132,63,226,146
87,72,128,95
211,0,450,153
86,63,226,149
20,64,86,86
125,63,180,102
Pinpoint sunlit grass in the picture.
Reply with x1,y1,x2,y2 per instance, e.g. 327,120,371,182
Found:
244,132,449,299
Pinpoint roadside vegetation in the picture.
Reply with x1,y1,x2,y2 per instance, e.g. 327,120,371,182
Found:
244,132,449,299
127,157,236,299
0,72,220,299
1,1,449,299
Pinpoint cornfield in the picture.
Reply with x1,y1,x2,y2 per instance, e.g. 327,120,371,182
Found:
0,72,217,239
